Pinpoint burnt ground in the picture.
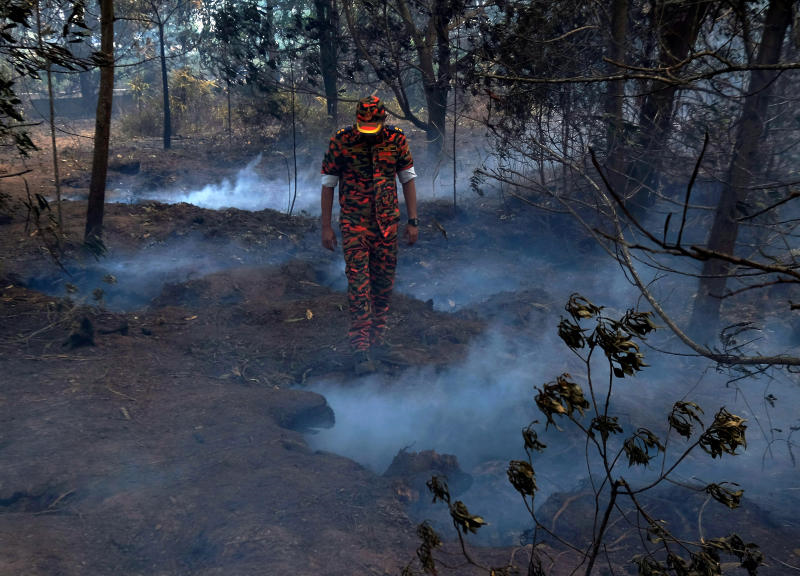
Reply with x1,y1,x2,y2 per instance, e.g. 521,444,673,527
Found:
1,124,799,575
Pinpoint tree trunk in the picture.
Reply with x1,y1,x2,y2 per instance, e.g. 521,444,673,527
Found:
424,82,448,161
35,0,63,231
226,78,232,145
367,0,450,161
626,0,711,207
158,21,172,150
604,0,628,194
85,0,114,243
78,70,98,113
72,7,99,115
45,63,62,231
315,0,339,130
689,0,793,339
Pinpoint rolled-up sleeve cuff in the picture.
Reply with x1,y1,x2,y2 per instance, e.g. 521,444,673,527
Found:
321,174,339,187
398,167,417,184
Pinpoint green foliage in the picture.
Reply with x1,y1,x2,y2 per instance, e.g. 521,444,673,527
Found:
120,67,224,138
199,0,279,91
2,0,90,156
168,68,219,133
1,1,36,157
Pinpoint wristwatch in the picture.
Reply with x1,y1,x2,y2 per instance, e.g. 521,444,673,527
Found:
407,218,420,227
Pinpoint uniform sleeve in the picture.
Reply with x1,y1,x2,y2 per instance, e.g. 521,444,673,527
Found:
321,136,340,178
396,132,413,172
398,167,417,184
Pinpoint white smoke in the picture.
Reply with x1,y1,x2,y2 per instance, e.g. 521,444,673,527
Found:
140,155,323,214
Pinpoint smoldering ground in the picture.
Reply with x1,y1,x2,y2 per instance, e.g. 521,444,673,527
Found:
306,294,800,545
30,157,800,551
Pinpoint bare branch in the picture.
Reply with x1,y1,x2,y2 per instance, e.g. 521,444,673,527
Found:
0,168,33,179
677,132,709,247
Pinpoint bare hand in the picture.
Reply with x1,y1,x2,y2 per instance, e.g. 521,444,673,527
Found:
405,225,418,245
322,227,338,251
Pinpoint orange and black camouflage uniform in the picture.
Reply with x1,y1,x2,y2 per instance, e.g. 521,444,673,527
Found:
322,125,414,351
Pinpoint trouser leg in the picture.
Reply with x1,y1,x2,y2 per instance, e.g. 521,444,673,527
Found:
369,224,398,345
342,222,372,351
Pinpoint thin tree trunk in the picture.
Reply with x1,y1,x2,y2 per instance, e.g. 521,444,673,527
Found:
315,0,338,130
289,62,298,216
158,21,171,150
604,0,628,194
689,0,793,339
84,0,114,243
35,1,63,231
72,8,99,115
561,88,571,193
627,0,711,206
452,23,459,210
45,63,62,231
452,80,457,210
226,78,232,146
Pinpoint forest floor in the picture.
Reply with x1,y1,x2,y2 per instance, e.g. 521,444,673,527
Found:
1,122,799,575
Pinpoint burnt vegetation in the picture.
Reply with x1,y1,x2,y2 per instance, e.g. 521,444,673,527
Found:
1,0,800,575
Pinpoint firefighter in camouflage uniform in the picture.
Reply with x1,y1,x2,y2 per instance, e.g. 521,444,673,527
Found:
321,95,419,374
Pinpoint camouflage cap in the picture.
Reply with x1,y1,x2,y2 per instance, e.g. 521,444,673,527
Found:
355,95,386,133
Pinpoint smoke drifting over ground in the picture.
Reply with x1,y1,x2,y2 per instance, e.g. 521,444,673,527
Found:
308,306,800,543
133,151,484,217
137,155,323,214
25,237,275,311
33,158,800,547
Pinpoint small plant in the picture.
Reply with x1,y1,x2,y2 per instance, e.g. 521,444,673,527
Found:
405,294,761,576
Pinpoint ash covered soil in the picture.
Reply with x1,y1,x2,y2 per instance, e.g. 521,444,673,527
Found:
1,126,799,575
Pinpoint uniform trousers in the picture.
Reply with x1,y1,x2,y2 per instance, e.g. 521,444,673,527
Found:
341,218,398,351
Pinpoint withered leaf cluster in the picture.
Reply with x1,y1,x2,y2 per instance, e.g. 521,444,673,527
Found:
698,408,748,458
558,294,656,378
633,554,669,576
667,549,722,576
507,460,537,496
623,428,664,467
565,293,603,320
593,320,650,378
426,475,450,505
414,521,442,575
535,373,590,428
704,482,743,509
449,500,488,534
424,475,487,537
646,533,764,576
590,415,624,442
522,422,546,454
704,534,763,575
669,401,705,438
